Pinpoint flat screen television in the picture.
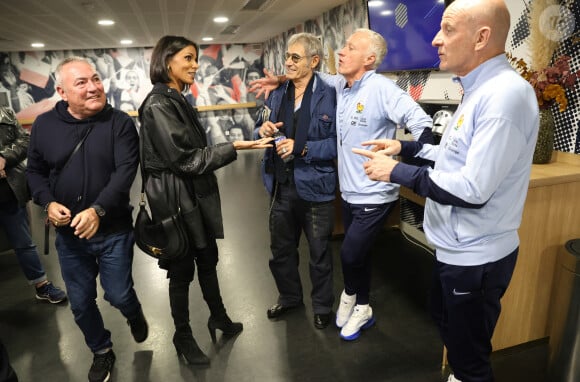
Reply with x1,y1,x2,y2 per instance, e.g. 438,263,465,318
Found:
367,0,445,72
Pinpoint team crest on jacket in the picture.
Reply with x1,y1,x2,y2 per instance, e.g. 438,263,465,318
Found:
454,114,464,130
356,102,364,113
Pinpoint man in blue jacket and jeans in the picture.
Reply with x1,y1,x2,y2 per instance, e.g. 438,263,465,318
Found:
255,33,337,330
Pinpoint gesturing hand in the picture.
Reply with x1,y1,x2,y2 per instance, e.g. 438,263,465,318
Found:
352,147,400,183
233,137,274,150
248,68,281,99
359,139,402,156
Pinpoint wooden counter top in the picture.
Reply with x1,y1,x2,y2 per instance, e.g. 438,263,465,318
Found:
529,151,580,188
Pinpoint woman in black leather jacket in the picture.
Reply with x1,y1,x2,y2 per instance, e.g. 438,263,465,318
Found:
139,35,272,365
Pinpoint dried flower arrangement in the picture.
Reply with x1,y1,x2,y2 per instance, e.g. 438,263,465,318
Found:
507,0,579,112
508,54,580,112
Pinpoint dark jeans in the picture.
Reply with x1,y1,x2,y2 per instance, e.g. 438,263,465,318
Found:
55,231,142,353
430,248,519,382
269,181,335,314
0,203,46,285
340,199,395,305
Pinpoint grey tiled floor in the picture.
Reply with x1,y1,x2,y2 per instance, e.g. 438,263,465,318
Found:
0,151,547,381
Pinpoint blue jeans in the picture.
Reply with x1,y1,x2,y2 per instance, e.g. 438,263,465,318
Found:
0,203,46,285
55,231,142,353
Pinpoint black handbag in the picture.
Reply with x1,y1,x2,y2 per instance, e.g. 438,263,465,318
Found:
134,195,189,260
134,138,189,260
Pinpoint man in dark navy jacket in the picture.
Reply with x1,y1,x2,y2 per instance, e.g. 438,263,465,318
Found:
27,56,148,382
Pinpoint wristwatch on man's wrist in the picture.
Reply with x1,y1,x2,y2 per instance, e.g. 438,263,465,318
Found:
91,204,106,217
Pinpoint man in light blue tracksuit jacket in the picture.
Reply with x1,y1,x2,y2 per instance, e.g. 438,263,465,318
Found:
354,1,539,381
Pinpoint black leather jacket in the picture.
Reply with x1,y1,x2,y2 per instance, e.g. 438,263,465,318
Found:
0,107,30,206
139,83,237,249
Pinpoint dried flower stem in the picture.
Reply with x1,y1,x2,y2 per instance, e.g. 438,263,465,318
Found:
529,0,560,71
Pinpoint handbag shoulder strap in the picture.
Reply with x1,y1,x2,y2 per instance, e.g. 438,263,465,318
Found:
139,129,147,202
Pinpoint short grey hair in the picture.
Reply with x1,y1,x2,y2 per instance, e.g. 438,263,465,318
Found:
355,28,388,69
55,56,96,86
287,32,324,70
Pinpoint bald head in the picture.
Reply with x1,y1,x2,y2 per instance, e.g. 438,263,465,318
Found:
433,0,510,75
450,0,510,53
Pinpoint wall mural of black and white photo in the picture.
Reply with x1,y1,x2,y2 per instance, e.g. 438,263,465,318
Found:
1,0,578,152
0,44,264,143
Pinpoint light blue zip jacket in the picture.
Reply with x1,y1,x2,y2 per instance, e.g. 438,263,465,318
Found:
320,71,433,204
392,55,540,265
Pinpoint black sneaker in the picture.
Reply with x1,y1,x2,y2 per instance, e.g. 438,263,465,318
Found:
88,350,115,382
127,309,148,343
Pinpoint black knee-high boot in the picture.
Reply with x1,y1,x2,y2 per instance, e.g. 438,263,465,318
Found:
169,280,210,365
197,261,243,343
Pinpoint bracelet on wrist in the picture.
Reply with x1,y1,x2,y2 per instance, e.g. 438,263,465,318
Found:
44,202,53,213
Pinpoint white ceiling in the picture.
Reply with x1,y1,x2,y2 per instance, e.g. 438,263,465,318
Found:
0,0,348,52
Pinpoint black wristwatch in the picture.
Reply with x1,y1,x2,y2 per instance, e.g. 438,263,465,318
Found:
91,205,106,217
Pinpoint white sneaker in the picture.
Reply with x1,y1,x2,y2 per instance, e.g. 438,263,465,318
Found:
447,374,462,382
340,304,375,341
335,290,356,328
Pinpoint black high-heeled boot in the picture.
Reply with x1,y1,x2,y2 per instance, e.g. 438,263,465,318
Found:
207,315,243,343
173,331,210,365
197,252,244,343
169,280,210,365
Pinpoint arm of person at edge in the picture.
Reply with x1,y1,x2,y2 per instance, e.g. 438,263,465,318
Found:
141,99,272,176
73,116,140,240
248,68,341,100
0,118,29,178
352,110,524,209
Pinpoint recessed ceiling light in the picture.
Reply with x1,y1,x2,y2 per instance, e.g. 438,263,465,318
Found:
120,39,133,45
213,16,229,23
98,19,115,26
380,10,393,16
31,42,45,48
202,37,214,42
368,0,384,7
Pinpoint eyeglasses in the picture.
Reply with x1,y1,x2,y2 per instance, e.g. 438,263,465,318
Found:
284,52,309,64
